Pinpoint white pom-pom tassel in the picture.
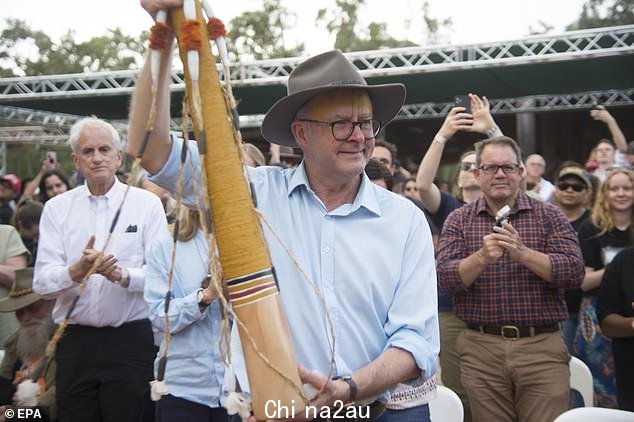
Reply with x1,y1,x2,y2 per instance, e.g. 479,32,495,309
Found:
225,391,251,420
15,380,40,407
303,383,318,401
150,380,169,401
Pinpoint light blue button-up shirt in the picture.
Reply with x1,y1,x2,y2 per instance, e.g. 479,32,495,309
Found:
149,137,439,383
145,229,226,407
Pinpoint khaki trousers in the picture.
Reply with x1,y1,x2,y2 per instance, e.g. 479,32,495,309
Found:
439,311,471,422
456,329,570,422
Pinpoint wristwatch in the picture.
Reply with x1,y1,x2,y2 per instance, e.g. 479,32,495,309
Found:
338,375,357,403
115,267,130,288
197,288,210,309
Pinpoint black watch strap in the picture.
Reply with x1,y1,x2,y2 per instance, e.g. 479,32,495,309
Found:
339,375,357,403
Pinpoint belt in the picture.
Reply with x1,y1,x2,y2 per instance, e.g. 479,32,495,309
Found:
467,324,559,340
311,400,386,421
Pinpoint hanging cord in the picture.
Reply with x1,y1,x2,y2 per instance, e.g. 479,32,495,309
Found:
149,94,193,400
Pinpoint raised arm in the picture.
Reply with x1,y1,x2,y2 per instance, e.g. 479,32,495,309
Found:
416,107,472,213
591,105,627,153
127,1,180,174
416,94,501,213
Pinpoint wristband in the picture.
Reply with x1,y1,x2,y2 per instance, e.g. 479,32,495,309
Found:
433,134,447,145
485,125,499,138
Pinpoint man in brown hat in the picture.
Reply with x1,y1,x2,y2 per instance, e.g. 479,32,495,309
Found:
128,2,439,421
0,268,56,420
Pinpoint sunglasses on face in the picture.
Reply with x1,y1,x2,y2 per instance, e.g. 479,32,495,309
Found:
557,182,586,192
459,161,476,171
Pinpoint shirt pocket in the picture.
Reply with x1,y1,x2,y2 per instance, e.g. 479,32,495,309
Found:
110,232,143,264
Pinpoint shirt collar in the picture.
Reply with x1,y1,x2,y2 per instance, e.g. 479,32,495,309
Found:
80,177,124,203
287,161,309,196
287,161,381,217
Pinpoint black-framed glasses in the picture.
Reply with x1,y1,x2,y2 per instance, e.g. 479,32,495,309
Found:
557,182,586,192
478,164,520,175
459,161,476,171
297,118,382,140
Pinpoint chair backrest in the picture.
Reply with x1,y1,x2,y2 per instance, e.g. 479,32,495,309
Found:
569,356,593,407
429,385,464,422
553,407,634,422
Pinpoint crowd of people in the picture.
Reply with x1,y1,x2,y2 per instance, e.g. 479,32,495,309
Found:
0,2,632,421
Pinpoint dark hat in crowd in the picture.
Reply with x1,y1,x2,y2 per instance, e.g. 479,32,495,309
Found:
557,166,591,187
261,50,406,147
0,174,22,193
626,141,634,154
0,268,42,312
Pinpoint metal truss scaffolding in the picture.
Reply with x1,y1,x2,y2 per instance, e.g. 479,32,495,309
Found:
1,25,632,99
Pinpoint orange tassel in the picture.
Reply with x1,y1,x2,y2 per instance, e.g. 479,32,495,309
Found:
149,22,172,50
181,19,202,50
208,17,227,39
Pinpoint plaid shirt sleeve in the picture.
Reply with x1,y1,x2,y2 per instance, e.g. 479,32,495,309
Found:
542,204,585,289
437,206,470,294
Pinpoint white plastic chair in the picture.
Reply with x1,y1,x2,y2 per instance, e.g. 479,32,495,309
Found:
0,349,4,363
554,407,634,422
569,356,594,407
429,385,464,422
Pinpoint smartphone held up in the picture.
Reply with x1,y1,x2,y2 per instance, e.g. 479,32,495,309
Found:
46,151,57,169
454,95,472,114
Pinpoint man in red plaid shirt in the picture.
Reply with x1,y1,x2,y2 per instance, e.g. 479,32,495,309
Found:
437,136,584,422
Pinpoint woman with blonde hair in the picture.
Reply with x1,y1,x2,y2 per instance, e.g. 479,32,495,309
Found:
145,206,231,421
576,168,634,408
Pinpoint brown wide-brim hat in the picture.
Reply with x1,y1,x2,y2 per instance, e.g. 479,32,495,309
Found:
261,50,406,147
0,268,42,312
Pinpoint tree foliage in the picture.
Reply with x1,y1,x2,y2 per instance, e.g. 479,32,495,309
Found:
317,0,415,51
227,0,304,61
420,0,453,45
317,0,451,52
0,18,147,77
566,0,634,30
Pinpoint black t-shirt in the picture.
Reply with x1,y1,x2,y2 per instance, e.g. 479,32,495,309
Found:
597,247,634,411
565,209,591,313
577,220,633,296
429,191,463,232
431,192,464,311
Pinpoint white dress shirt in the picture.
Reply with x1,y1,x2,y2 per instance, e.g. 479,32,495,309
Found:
34,179,168,327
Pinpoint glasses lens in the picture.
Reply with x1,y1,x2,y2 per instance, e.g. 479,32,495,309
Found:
479,165,518,174
332,120,381,140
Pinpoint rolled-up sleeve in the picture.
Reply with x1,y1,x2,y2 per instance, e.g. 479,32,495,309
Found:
436,209,469,295
147,134,202,208
545,208,585,289
383,210,439,379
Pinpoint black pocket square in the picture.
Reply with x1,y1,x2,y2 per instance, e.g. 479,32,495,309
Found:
125,224,137,233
